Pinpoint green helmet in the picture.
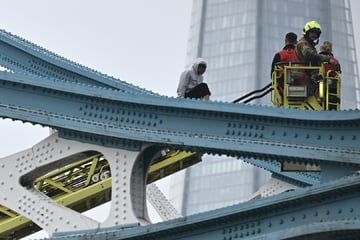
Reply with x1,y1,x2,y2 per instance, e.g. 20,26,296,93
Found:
303,20,322,36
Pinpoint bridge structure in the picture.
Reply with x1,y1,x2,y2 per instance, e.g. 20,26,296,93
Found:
0,28,359,240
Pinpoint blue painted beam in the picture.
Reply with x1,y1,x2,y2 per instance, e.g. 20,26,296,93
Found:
0,71,359,185
0,28,157,95
48,175,360,240
0,72,359,159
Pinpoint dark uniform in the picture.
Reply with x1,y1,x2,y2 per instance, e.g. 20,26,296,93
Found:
296,37,329,66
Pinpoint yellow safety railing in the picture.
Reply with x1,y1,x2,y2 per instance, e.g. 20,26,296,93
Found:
271,62,341,110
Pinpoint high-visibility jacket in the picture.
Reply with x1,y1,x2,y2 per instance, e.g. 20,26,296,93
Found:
272,45,304,94
279,47,300,63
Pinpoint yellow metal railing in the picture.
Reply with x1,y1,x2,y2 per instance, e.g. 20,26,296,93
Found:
271,62,341,110
0,150,201,239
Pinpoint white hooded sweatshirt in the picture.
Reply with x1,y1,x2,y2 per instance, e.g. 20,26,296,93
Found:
177,58,207,97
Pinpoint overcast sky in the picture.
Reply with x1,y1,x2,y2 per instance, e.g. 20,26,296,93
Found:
0,0,193,158
0,1,359,239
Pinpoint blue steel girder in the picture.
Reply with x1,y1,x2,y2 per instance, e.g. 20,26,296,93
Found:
48,174,360,240
0,29,156,95
0,71,359,185
244,158,320,186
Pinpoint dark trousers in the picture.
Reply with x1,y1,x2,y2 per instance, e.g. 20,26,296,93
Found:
184,83,211,99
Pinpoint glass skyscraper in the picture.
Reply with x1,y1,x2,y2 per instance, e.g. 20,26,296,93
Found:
169,0,359,216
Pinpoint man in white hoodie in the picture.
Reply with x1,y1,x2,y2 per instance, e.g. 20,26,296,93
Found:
177,58,211,100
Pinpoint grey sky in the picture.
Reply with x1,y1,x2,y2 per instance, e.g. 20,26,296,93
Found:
0,0,193,157
0,0,359,239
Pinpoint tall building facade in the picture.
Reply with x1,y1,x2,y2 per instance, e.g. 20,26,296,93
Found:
169,0,359,216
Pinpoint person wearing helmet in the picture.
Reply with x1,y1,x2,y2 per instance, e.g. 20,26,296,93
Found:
296,20,339,98
296,20,338,66
177,58,211,100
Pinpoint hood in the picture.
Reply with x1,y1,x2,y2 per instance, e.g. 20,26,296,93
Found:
192,58,207,72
